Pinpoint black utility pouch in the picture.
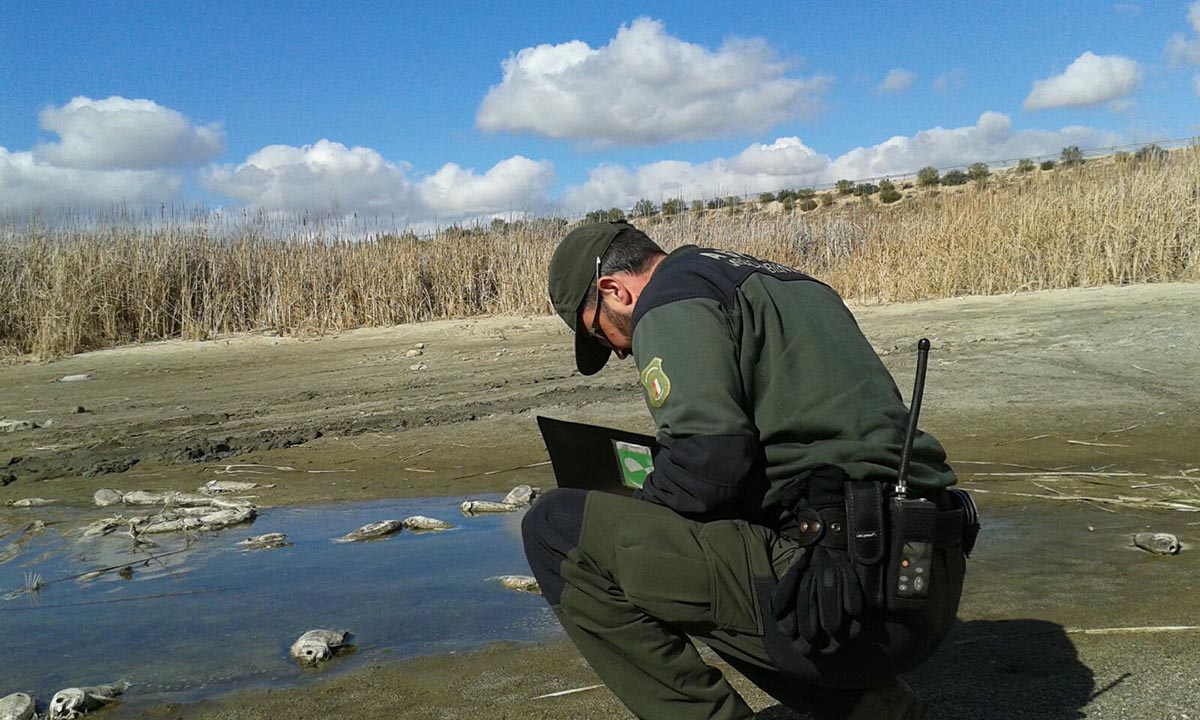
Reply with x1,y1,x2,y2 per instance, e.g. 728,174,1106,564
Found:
845,479,887,608
886,496,937,612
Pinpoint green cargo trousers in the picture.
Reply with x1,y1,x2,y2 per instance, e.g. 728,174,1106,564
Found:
521,488,964,720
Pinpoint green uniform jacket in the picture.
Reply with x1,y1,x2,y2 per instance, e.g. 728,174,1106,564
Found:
631,246,955,525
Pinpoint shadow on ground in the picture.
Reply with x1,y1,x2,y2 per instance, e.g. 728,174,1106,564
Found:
755,619,1094,720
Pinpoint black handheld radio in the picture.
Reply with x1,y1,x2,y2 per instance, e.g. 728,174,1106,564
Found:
887,338,938,611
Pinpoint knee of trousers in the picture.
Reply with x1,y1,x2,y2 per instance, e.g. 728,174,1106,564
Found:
521,487,589,606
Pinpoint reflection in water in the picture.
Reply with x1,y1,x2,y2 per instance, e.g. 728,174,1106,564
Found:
0,496,556,707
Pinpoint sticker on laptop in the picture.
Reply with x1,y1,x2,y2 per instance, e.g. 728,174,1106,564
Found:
613,441,654,489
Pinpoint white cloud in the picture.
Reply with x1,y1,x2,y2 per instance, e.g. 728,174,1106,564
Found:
204,140,416,215
877,69,916,94
34,96,224,170
932,68,966,94
825,112,1121,179
0,147,180,213
418,156,554,218
1112,3,1142,16
1166,2,1200,66
205,139,555,222
560,113,1125,211
561,137,829,210
1023,52,1142,110
476,17,832,145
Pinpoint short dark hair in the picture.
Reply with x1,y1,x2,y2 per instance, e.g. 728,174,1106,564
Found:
581,228,665,310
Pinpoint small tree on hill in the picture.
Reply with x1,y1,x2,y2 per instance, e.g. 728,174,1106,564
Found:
661,198,685,215
1040,160,1056,171
1060,145,1084,167
968,162,990,184
1134,144,1168,165
759,192,776,204
691,200,706,213
1017,158,1036,173
633,199,658,217
940,170,968,186
917,166,940,187
835,179,855,195
853,182,879,196
879,180,902,204
799,199,819,211
819,192,834,207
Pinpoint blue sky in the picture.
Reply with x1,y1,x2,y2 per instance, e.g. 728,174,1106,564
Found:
2,1,1197,225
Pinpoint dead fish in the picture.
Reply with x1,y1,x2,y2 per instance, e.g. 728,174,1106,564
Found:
209,497,257,509
402,515,455,531
198,506,256,530
120,491,170,506
122,490,214,507
199,479,274,494
1133,532,1181,555
502,484,539,506
460,500,520,515
496,575,541,594
54,374,94,383
334,520,404,543
238,533,290,550
81,517,125,538
166,491,219,507
140,516,203,534
93,489,123,507
0,692,35,720
5,498,56,508
289,629,351,666
48,681,129,719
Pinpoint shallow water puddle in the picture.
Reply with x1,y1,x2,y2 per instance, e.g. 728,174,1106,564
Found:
0,496,557,706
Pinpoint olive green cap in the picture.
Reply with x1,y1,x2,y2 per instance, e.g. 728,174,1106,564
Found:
548,221,633,375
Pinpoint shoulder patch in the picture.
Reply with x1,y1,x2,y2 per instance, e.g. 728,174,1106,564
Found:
639,357,671,408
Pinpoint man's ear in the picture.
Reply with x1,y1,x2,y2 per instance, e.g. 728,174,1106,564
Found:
599,275,635,309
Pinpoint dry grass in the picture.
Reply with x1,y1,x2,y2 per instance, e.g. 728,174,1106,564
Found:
2,148,1198,359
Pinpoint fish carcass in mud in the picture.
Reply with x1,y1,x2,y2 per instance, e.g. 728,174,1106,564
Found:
48,681,129,719
460,500,520,515
92,489,123,507
199,480,274,494
237,533,290,550
502,484,539,506
1133,532,1181,555
289,629,351,666
120,490,215,507
4,498,56,508
401,515,455,531
495,575,541,594
0,692,35,720
334,520,404,543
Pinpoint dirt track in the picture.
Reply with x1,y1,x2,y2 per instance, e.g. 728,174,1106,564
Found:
3,283,1200,719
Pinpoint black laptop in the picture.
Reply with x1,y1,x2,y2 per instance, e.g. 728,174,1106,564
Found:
536,416,659,495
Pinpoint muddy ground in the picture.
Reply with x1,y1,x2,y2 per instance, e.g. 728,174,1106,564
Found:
3,283,1199,719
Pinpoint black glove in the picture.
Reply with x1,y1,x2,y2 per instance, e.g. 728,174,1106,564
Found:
768,465,865,654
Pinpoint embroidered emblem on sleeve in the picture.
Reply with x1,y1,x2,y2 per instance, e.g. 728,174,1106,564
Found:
639,357,671,408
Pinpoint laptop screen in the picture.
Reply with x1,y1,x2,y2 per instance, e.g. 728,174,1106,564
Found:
536,416,659,495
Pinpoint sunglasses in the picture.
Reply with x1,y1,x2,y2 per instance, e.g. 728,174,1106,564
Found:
589,255,613,349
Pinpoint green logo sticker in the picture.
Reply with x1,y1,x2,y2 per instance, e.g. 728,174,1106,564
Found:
640,357,671,408
613,441,654,489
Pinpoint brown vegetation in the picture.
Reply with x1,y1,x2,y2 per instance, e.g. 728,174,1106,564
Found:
2,147,1197,359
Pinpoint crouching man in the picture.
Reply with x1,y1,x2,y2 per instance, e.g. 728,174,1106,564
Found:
522,221,975,720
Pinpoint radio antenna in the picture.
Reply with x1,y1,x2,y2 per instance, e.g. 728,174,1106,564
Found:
896,338,931,498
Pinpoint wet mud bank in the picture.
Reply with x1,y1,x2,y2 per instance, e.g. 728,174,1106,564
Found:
3,283,1199,718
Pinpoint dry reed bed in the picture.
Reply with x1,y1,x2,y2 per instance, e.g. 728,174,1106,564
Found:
1,150,1197,359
